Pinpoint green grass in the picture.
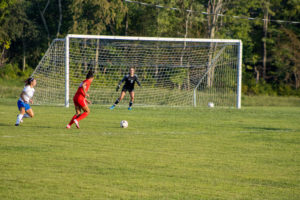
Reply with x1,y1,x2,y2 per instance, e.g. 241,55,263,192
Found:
242,95,300,107
0,97,299,199
0,79,24,99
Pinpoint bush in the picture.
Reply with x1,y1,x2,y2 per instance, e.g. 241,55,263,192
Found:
0,63,33,80
277,83,300,96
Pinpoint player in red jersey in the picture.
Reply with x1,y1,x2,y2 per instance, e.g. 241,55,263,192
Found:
66,71,94,129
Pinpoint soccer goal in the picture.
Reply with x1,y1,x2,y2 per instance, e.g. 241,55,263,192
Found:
32,34,242,108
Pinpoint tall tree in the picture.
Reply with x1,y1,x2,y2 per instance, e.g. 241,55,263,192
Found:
35,0,51,45
207,0,224,39
70,0,127,73
273,28,300,90
0,0,16,67
262,0,270,80
206,0,226,87
56,0,62,37
0,0,38,70
70,0,127,35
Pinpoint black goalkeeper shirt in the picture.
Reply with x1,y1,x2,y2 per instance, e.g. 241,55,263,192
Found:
119,74,141,89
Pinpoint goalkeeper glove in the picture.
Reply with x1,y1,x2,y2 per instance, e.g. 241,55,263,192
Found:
116,85,120,92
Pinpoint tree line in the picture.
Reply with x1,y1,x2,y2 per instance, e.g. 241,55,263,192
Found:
0,0,299,96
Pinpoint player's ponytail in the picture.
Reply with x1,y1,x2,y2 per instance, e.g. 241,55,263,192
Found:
25,77,34,86
86,70,94,79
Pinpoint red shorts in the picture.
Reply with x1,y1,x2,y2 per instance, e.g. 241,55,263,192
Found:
73,95,87,108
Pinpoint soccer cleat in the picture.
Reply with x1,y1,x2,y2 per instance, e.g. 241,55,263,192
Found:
110,105,115,110
15,123,19,126
74,119,80,129
66,124,71,129
128,107,132,110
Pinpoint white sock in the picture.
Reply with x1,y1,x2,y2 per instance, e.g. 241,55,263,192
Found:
16,114,24,125
23,114,30,118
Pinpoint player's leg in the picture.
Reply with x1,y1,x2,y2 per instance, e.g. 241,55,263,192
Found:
21,103,33,121
16,100,28,126
22,113,31,118
110,91,126,109
73,97,90,128
67,106,81,127
128,91,135,110
75,105,90,122
73,105,90,129
72,106,83,129
25,109,34,118
67,96,82,128
15,107,25,126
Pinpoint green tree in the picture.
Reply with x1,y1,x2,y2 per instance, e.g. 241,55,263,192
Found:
10,1,38,71
70,0,127,35
0,0,16,67
272,28,300,90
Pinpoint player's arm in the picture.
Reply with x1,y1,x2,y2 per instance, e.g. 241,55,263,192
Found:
20,91,28,103
116,75,126,91
135,75,141,87
86,99,92,104
81,82,89,97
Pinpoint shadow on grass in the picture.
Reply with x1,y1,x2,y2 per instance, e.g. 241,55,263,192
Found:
27,125,54,129
0,122,13,127
241,127,294,133
0,123,53,129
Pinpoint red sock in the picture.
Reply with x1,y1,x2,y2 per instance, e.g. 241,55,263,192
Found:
76,112,88,122
68,114,78,126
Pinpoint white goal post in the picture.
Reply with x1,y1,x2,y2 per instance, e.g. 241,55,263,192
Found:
32,34,242,108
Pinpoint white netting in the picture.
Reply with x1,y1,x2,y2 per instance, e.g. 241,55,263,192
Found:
32,36,240,107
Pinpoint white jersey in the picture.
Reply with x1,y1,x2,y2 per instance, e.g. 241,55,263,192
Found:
19,85,35,103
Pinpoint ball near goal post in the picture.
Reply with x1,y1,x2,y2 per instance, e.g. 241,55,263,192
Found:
31,35,242,108
208,102,214,108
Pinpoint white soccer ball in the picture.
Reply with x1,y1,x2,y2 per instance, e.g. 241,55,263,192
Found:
120,120,128,128
208,102,214,108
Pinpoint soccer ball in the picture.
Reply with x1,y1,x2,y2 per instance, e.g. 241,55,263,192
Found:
120,120,128,128
208,102,214,108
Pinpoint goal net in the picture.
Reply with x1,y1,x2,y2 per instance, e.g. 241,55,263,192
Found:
32,35,242,108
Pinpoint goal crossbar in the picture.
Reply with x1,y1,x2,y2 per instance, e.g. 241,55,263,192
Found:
67,34,241,43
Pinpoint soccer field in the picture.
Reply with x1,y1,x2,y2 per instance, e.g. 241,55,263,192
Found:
0,99,299,199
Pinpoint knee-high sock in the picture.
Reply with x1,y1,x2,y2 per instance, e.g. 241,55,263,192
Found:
114,98,120,106
16,114,23,125
129,101,133,107
76,112,89,122
23,114,30,118
68,114,78,125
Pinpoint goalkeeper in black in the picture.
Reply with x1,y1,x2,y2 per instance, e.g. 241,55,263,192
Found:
110,67,141,110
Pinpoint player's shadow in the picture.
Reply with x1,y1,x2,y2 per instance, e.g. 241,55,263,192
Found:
243,126,293,132
27,125,53,129
0,123,52,129
0,123,13,127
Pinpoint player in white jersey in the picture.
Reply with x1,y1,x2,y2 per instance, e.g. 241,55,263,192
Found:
15,77,36,126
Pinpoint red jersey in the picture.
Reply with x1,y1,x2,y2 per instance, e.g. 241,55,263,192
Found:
75,79,91,97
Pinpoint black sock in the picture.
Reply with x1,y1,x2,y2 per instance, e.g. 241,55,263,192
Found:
129,101,133,107
114,99,120,105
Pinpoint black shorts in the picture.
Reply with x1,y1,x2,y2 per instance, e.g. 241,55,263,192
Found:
122,86,134,93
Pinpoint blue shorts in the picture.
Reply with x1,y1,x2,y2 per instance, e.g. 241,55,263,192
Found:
17,100,31,111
